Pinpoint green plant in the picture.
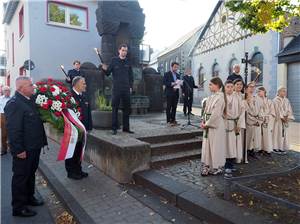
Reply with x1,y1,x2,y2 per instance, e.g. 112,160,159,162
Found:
96,94,112,111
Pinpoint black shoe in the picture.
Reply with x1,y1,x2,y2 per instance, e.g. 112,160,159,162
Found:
67,173,83,180
123,130,134,134
81,171,88,178
28,196,44,206
13,207,37,217
112,130,117,135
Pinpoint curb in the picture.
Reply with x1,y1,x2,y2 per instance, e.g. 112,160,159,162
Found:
39,160,96,224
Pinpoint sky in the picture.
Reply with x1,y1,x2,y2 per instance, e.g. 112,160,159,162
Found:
0,0,219,52
139,0,219,51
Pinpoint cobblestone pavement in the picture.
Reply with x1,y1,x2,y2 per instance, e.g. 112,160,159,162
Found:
41,139,171,224
156,150,300,198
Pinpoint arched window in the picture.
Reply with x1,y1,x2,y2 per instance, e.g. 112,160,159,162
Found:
175,56,179,63
198,66,205,89
251,52,263,85
228,58,238,75
212,63,220,77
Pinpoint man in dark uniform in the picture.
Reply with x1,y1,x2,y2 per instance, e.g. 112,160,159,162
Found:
101,44,134,135
182,69,198,116
163,62,181,126
65,77,92,180
66,60,84,85
5,77,48,217
227,64,244,83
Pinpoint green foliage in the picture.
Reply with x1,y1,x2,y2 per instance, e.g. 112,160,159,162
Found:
225,0,300,33
49,3,65,24
96,94,112,111
70,13,82,27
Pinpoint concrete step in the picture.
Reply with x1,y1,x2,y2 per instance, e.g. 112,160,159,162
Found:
133,170,270,224
151,149,201,168
138,130,203,144
151,137,202,156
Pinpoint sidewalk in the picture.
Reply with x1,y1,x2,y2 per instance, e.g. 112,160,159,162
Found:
1,153,54,224
40,138,172,224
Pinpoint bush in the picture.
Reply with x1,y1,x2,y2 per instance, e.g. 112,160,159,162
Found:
96,94,112,111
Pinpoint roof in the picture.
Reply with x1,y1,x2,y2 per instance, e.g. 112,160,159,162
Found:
2,0,19,24
158,25,204,58
278,34,300,64
188,0,223,57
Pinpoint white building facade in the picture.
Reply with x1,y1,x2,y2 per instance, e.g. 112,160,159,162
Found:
3,0,100,91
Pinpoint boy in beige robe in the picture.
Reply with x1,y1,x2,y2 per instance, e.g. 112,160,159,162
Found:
224,81,244,171
273,87,295,154
257,87,276,155
245,83,263,159
201,77,226,176
233,79,247,163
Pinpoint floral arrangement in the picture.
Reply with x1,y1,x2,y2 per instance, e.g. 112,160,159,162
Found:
35,78,81,132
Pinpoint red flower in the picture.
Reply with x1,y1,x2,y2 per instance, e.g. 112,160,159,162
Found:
54,111,61,117
55,95,61,100
41,104,49,110
39,87,47,93
61,102,66,109
50,87,56,92
36,81,46,85
47,99,53,105
47,78,54,83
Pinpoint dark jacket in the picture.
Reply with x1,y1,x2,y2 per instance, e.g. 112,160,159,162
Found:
4,92,47,156
66,69,84,84
71,89,92,131
227,73,244,83
182,75,198,95
103,57,133,92
163,71,181,96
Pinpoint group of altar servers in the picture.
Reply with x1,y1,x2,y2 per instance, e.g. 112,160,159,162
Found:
200,73,294,176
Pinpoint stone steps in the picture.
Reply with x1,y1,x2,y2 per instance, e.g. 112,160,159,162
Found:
133,170,269,224
151,138,202,156
151,149,201,168
138,130,203,144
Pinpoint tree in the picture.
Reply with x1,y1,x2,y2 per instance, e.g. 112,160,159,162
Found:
225,0,300,33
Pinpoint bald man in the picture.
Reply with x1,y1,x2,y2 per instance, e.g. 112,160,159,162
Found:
4,77,48,217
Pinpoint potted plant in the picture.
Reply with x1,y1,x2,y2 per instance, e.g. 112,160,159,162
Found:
92,94,122,129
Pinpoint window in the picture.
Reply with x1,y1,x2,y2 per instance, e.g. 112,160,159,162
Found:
175,56,179,63
198,66,205,89
228,58,238,74
251,52,263,85
48,1,88,30
19,6,24,38
212,63,219,77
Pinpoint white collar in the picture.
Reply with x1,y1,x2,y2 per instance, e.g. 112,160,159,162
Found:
72,88,81,96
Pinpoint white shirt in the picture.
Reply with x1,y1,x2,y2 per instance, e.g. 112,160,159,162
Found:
0,95,11,113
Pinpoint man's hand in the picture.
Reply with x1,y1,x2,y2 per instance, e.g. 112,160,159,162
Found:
171,82,176,87
66,77,71,82
17,151,27,159
182,93,185,97
101,64,108,71
200,122,206,129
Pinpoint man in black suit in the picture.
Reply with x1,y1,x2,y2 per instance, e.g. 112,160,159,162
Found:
5,77,48,217
227,64,244,83
182,69,198,116
101,44,134,135
65,77,92,180
66,60,84,85
163,62,181,125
